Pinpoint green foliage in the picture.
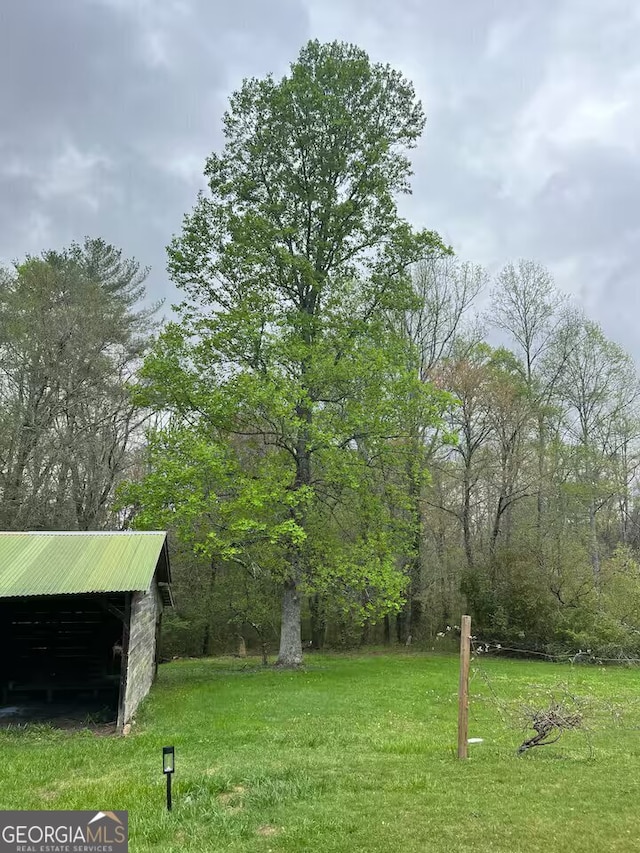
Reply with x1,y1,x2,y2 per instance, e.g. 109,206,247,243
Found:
119,423,299,562
462,538,640,659
462,546,560,648
562,547,640,658
600,546,640,627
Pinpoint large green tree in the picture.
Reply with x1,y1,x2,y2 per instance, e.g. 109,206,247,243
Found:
136,40,449,665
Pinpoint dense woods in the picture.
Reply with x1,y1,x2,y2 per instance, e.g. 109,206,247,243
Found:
3,41,640,663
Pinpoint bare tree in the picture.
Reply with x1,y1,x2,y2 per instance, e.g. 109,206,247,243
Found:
490,260,565,385
405,256,486,379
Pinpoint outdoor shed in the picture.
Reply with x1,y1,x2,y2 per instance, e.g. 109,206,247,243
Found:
0,531,172,731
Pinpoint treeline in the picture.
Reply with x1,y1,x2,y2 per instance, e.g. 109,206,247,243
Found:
412,259,640,658
2,40,639,663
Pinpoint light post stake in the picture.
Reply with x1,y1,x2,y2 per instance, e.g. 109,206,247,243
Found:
163,746,175,811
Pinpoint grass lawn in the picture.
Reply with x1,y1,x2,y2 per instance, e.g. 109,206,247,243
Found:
2,652,640,852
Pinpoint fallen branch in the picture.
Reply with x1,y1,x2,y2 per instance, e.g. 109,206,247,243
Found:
518,701,582,754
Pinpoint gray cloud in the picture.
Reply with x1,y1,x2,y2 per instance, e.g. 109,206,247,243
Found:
0,0,308,300
1,0,639,358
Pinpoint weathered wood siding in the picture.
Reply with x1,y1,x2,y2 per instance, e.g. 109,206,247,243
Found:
123,583,161,724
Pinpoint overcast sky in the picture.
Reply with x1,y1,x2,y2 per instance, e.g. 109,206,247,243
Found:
1,0,639,357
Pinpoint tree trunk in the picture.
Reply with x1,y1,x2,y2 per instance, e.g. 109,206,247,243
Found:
309,593,326,649
589,501,601,581
201,621,211,657
619,438,629,544
462,470,474,570
278,396,312,666
536,412,545,549
490,494,505,556
401,484,423,638
277,578,303,666
3,438,32,529
396,610,407,644
383,615,390,644
410,597,422,637
201,557,217,656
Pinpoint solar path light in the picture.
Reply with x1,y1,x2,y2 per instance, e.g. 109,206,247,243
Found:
163,746,175,811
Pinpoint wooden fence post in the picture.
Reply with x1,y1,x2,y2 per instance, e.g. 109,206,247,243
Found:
457,614,471,759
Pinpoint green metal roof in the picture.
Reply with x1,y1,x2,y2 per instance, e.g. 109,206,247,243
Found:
0,531,172,600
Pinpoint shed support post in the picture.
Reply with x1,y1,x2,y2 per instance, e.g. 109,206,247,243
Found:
116,593,131,733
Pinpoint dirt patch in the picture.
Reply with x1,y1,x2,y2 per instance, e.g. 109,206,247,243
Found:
256,825,280,837
38,790,58,803
218,785,246,812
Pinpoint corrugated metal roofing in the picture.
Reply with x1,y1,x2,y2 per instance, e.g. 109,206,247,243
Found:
0,531,170,599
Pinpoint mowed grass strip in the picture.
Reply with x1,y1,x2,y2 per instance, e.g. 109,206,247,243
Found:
2,653,640,852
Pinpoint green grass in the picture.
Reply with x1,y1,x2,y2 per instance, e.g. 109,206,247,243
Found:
2,652,640,852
